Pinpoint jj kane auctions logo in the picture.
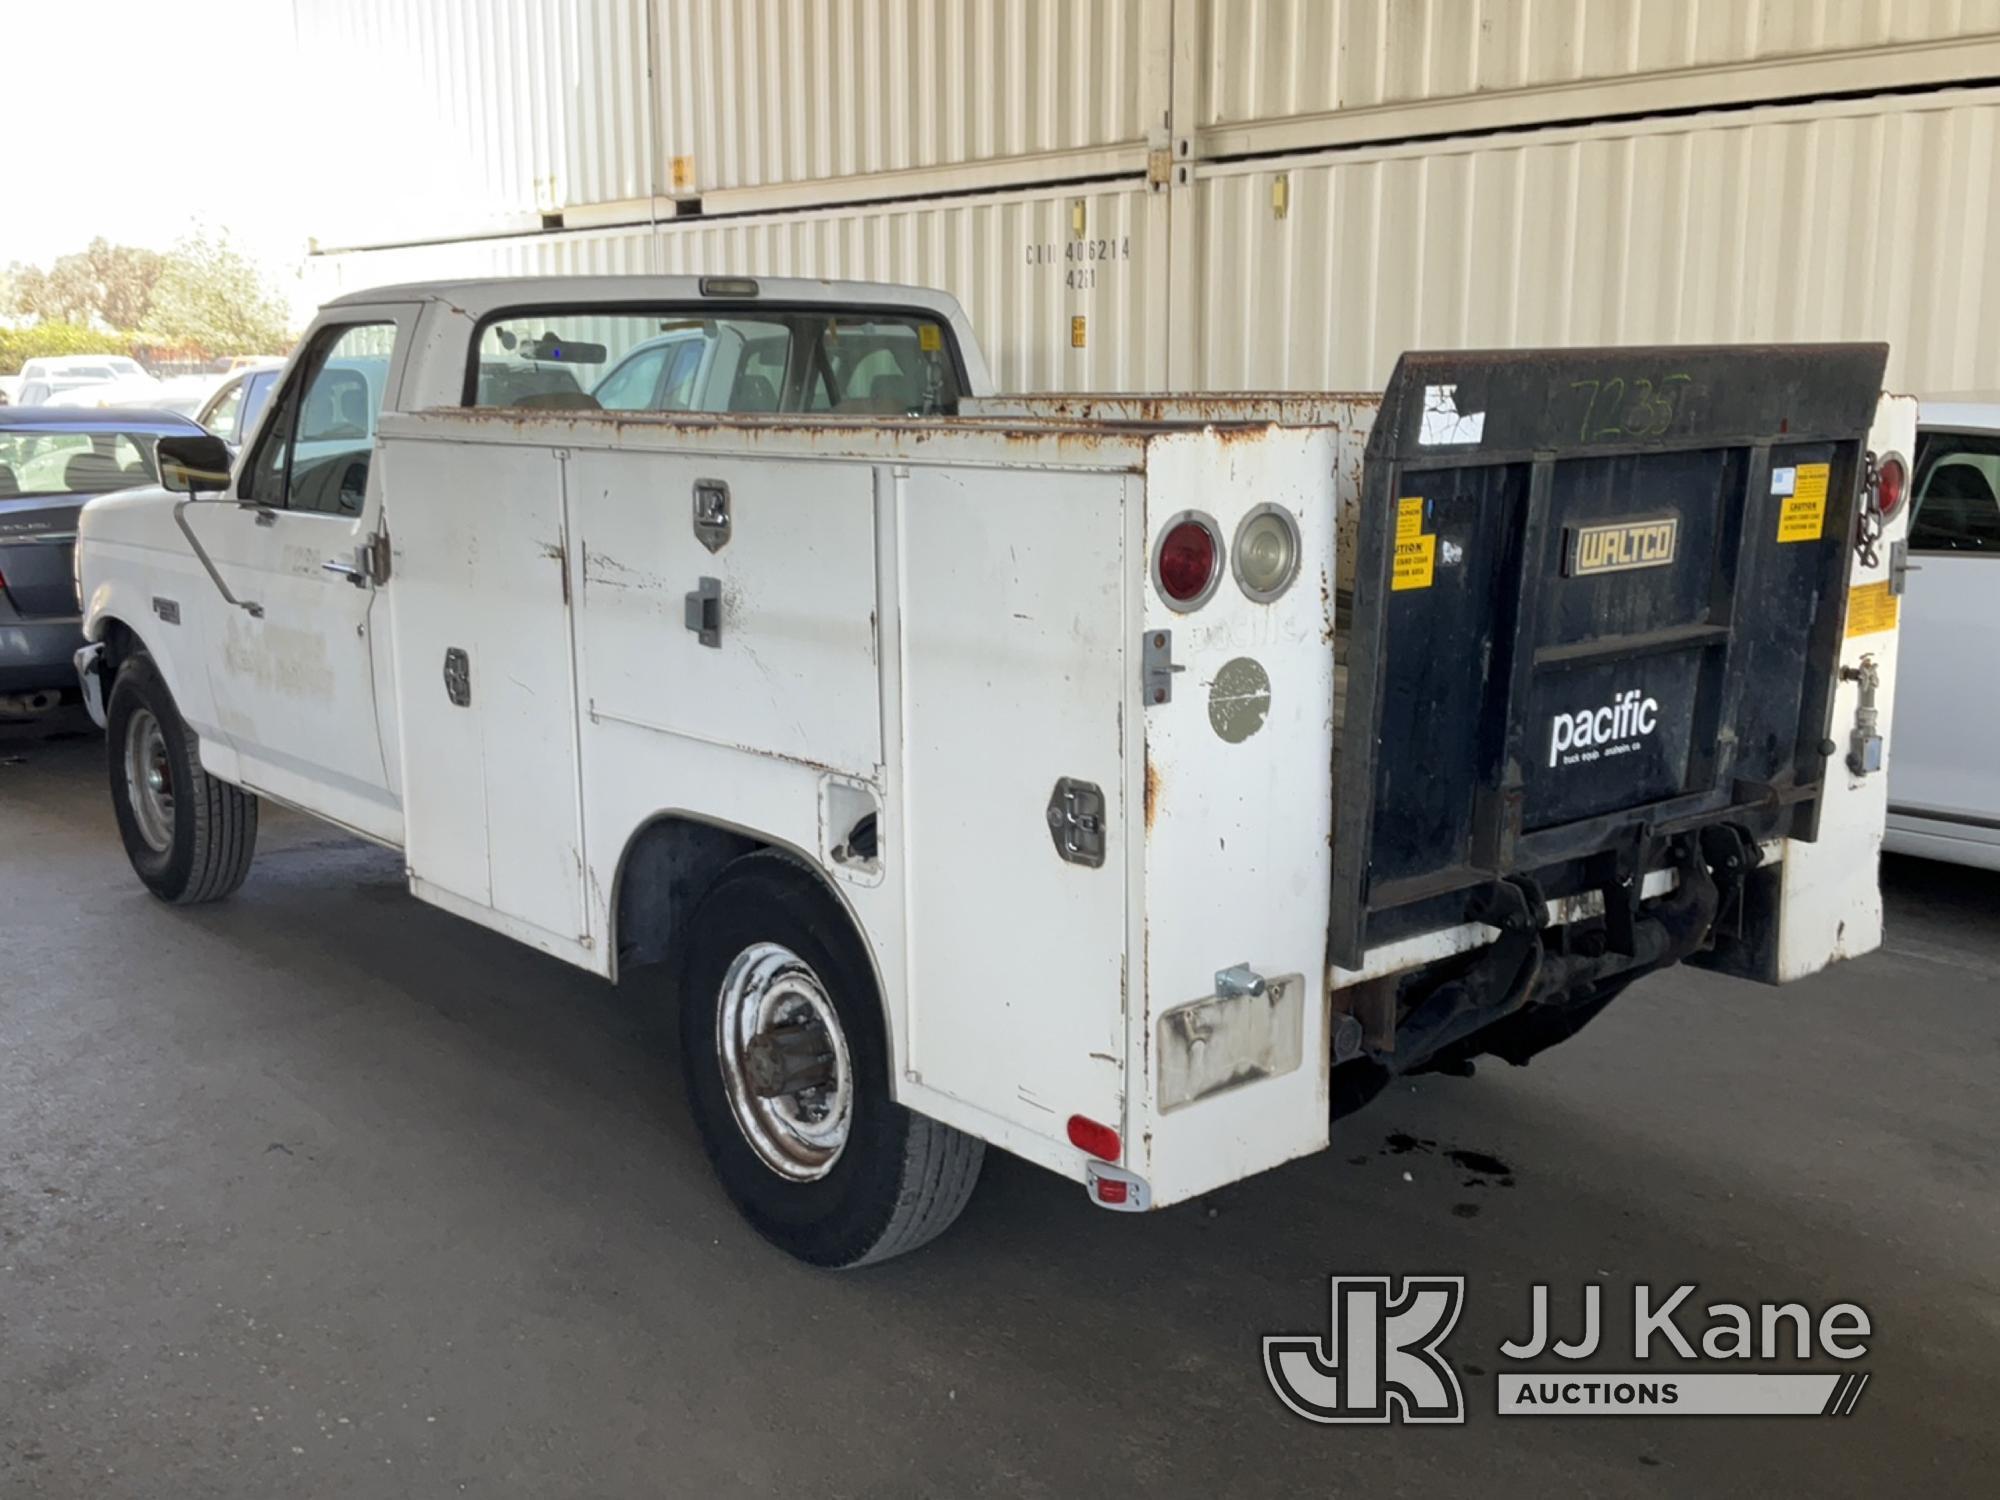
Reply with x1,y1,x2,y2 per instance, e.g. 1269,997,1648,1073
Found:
1266,1278,1872,1422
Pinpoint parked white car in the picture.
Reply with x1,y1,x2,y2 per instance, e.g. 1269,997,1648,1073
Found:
13,356,153,407
71,274,1914,1265
1884,402,2000,870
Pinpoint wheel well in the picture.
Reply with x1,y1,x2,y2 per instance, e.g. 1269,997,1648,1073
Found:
612,815,764,976
98,616,142,676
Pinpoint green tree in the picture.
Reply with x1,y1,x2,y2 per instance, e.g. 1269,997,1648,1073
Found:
138,233,292,355
7,238,167,330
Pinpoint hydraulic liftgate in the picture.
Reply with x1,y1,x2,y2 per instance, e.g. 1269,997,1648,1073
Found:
1330,343,1889,969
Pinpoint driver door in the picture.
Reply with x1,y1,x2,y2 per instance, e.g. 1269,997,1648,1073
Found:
181,311,414,843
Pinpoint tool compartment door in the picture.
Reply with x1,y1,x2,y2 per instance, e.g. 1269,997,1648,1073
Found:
1331,345,1888,967
380,435,595,967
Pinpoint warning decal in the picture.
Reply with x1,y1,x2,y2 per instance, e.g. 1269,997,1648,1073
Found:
1776,462,1831,543
1392,497,1435,591
1845,580,1901,638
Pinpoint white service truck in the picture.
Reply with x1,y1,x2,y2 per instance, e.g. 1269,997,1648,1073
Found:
73,276,1915,1265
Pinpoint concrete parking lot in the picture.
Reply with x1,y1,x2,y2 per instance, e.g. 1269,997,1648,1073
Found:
2,709,1995,1498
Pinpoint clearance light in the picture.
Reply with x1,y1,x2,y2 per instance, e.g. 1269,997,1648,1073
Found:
1066,1114,1121,1161
1153,511,1223,611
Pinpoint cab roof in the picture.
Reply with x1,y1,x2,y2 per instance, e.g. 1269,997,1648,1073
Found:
323,274,971,324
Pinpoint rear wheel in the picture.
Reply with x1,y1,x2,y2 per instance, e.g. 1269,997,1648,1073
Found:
680,852,983,1267
105,652,258,903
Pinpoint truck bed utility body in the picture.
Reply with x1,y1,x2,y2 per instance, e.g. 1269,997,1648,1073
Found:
74,277,1914,1261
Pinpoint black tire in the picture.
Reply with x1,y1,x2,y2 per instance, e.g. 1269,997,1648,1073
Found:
680,851,983,1267
105,651,258,904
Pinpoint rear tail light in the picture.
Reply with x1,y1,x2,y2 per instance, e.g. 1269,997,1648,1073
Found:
1875,452,1909,522
1066,1114,1121,1161
1152,511,1222,610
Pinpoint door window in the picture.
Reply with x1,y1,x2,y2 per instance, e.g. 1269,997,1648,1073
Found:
242,324,393,515
593,343,672,411
201,377,245,441
1910,433,2000,553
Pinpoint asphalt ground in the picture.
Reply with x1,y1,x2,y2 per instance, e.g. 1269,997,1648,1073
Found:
3,707,1995,1497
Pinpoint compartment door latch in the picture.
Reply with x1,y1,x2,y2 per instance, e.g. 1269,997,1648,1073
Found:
684,576,722,647
1046,777,1107,868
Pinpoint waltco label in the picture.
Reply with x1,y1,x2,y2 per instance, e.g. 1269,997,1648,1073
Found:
1774,462,1831,543
1564,517,1679,577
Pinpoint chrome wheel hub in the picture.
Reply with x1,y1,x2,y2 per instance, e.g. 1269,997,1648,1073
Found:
716,942,853,1181
123,708,174,853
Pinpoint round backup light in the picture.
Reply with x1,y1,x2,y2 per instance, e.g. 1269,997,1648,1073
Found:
1875,452,1909,522
1153,512,1223,610
1232,503,1303,602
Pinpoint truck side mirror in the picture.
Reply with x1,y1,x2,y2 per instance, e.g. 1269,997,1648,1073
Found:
157,433,233,496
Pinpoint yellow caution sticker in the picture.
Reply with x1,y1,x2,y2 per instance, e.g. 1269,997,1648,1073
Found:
1776,461,1831,543
1845,580,1901,638
670,155,696,192
1396,496,1425,543
1393,533,1437,591
918,323,942,352
1393,497,1436,590
1070,315,1087,349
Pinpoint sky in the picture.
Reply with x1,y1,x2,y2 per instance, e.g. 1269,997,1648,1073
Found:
4,1,311,285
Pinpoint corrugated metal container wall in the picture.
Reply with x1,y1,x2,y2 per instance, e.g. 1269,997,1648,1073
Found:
298,0,653,249
1180,87,2000,398
1196,0,2000,149
654,183,1170,391
653,0,1169,204
305,226,657,304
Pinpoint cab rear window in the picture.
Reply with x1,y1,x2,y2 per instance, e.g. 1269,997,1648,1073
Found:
467,307,963,416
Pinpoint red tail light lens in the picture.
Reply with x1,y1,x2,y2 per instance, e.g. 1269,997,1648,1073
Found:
1876,453,1908,522
1153,513,1222,610
1066,1114,1121,1161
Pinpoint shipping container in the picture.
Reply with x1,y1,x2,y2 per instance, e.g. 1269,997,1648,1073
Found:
298,0,2000,248
304,225,657,305
312,88,2000,402
652,180,1171,392
298,0,654,250
1194,0,2000,154
1174,84,2000,397
652,0,1170,208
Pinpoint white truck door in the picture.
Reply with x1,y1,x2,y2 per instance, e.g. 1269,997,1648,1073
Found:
181,312,413,844
376,434,596,968
1889,437,2000,852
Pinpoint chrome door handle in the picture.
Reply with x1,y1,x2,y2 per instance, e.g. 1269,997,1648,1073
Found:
323,558,367,587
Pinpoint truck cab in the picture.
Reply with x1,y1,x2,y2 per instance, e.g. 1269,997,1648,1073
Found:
73,278,1913,1266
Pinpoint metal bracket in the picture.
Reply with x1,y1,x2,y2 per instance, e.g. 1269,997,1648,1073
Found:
1046,777,1107,868
1887,537,1911,597
693,478,731,553
1142,629,1184,706
685,575,722,647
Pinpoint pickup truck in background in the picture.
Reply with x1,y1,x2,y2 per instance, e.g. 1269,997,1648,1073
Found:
73,275,1915,1265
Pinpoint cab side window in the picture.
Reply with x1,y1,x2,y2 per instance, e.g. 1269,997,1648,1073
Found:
1909,434,2000,553
242,323,393,516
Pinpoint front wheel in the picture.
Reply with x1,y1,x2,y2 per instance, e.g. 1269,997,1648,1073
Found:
105,652,258,903
680,852,983,1267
